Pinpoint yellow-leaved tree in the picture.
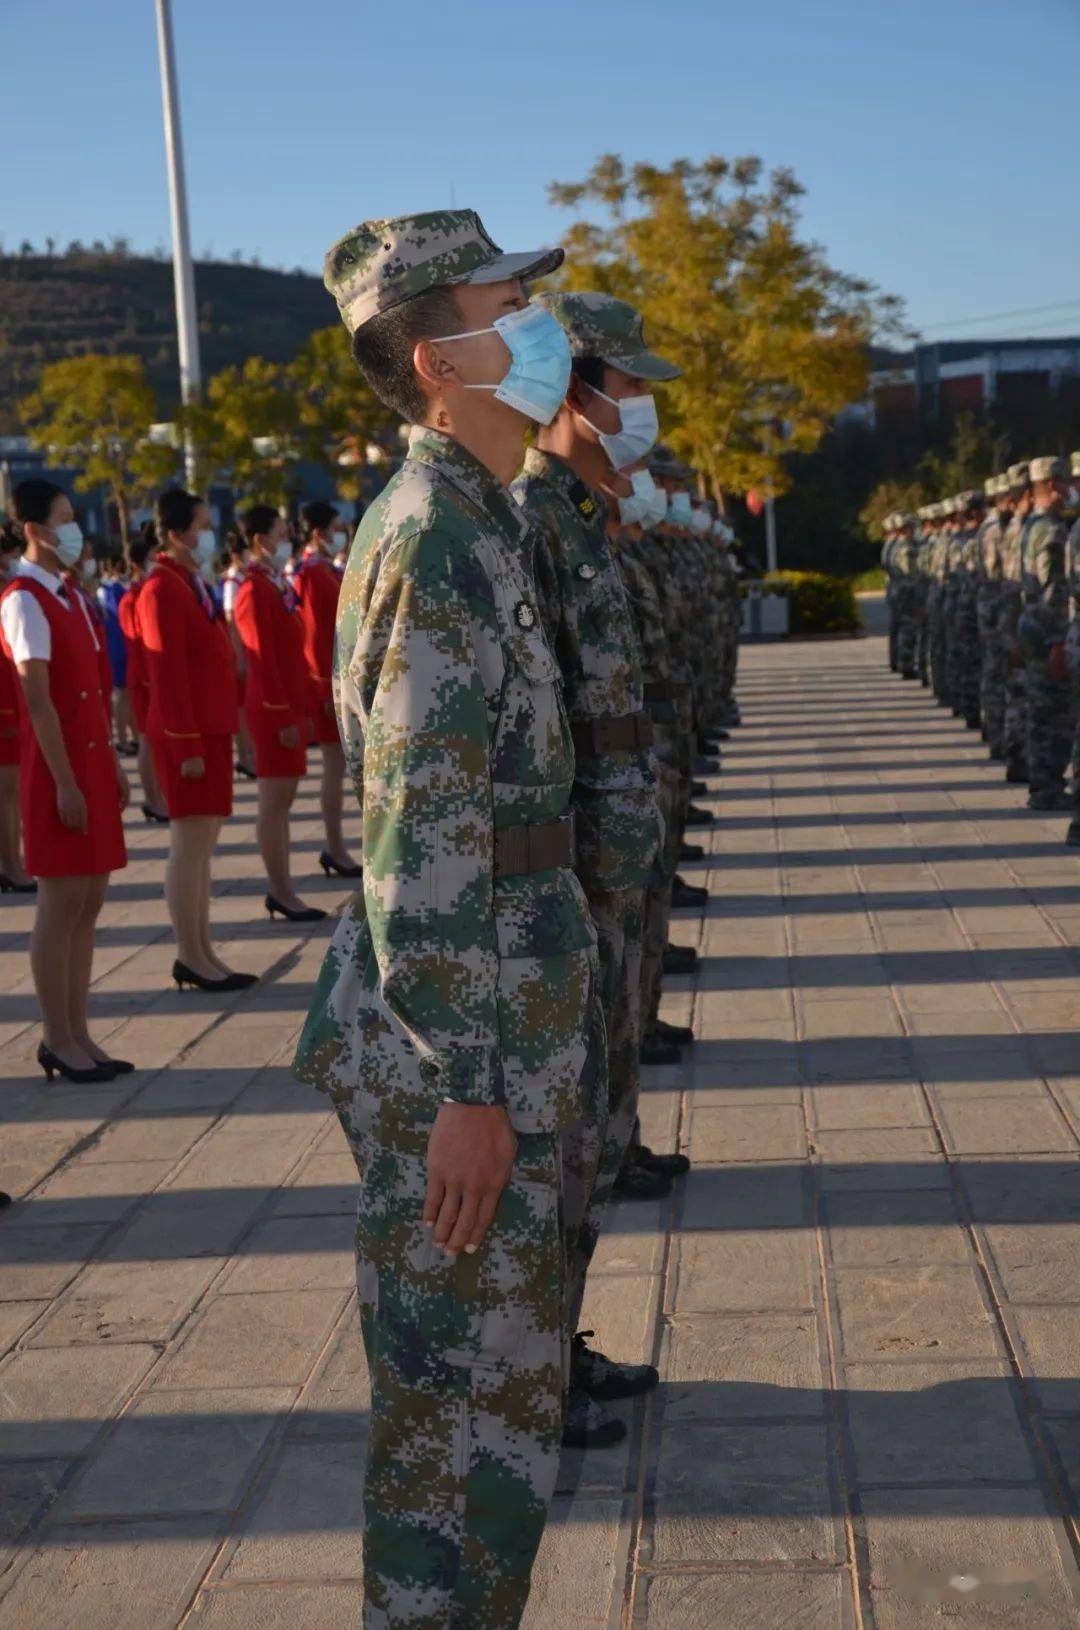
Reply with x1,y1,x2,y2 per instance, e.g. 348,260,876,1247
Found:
181,356,300,508
550,155,908,501
287,326,398,503
21,354,178,557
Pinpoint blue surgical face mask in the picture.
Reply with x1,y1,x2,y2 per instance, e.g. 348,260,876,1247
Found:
616,469,659,527
430,302,572,426
273,539,293,570
669,492,693,524
195,528,217,567
583,389,659,471
645,486,669,528
53,521,84,569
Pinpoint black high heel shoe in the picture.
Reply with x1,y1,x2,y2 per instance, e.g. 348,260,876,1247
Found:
318,852,362,879
37,1044,114,1084
141,804,170,825
172,960,258,993
235,761,257,781
0,873,37,895
265,895,328,924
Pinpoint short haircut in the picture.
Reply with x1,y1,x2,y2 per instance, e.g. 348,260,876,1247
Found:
571,355,609,393
240,503,281,543
0,519,22,555
12,478,66,531
301,500,338,537
350,285,464,424
129,533,157,570
155,488,202,540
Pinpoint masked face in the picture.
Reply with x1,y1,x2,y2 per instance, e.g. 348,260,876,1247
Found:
669,491,693,525
614,468,659,527
429,301,572,426
52,521,84,569
582,388,660,470
194,528,217,567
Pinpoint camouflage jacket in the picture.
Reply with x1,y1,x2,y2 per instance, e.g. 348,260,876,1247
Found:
294,427,599,1138
1068,518,1080,621
613,529,681,772
513,447,658,893
1019,507,1069,648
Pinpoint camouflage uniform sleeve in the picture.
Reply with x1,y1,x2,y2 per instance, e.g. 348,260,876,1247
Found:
1030,518,1069,642
360,529,502,1107
532,527,563,653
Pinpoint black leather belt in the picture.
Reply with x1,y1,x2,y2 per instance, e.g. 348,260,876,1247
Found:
571,711,653,758
493,815,574,879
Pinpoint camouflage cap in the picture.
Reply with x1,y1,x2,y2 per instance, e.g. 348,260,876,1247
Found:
535,292,681,381
1006,461,1030,490
323,209,564,336
1029,455,1067,483
648,443,692,480
958,488,985,509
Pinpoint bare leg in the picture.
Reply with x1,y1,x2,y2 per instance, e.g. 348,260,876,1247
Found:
0,765,31,886
257,776,312,909
31,875,95,1068
319,741,357,869
113,687,134,751
137,735,167,817
68,872,112,1061
166,815,221,979
198,817,232,974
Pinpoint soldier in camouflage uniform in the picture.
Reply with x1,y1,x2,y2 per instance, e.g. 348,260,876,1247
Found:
294,210,604,1630
975,475,1011,761
892,512,921,680
914,507,934,686
1001,463,1036,784
881,514,901,672
512,291,676,1449
1064,452,1080,846
954,489,986,728
1018,456,1072,811
927,502,952,705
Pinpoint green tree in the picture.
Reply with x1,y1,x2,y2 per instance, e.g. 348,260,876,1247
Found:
183,355,300,507
287,326,397,501
916,412,1006,500
21,353,176,557
550,154,908,501
858,478,926,545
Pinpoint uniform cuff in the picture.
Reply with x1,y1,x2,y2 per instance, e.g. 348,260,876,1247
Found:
436,1045,505,1107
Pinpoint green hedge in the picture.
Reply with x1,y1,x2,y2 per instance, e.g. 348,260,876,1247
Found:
763,571,860,637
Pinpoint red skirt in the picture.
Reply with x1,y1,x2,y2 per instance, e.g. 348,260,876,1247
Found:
23,738,126,878
151,733,234,819
0,724,19,767
247,706,307,779
310,703,339,746
130,681,150,735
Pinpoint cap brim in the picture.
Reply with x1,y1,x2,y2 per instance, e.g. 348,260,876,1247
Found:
607,348,682,383
466,245,565,288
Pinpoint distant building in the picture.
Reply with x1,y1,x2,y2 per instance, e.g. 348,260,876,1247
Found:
868,338,1080,429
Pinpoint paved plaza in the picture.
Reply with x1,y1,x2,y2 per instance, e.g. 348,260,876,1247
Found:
1,628,1079,1628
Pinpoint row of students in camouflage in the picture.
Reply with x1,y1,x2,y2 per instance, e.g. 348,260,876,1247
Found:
881,452,1080,841
293,209,740,1629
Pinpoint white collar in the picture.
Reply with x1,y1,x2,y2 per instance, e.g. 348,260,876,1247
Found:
14,557,68,601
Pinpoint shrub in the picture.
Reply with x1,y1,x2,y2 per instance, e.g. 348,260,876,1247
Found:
764,570,859,637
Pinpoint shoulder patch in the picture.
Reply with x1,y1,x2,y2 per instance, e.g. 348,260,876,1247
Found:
514,600,537,630
576,562,598,582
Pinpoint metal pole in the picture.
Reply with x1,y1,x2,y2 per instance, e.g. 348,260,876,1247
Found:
155,0,201,487
764,494,778,574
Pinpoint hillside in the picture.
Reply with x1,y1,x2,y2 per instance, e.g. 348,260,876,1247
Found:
0,252,335,430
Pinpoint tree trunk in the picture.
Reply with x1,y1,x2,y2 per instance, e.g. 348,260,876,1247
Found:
113,485,131,568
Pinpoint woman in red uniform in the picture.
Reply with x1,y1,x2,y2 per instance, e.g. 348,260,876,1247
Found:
293,501,359,878
0,522,34,893
139,488,256,992
0,480,129,1081
117,528,168,823
234,504,325,923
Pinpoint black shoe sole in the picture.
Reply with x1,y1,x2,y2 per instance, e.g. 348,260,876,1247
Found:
562,1419,628,1450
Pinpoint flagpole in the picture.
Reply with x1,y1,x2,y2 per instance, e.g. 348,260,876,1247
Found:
155,0,201,486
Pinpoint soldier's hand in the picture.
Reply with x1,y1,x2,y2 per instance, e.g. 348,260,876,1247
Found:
1049,643,1069,683
423,1102,517,1259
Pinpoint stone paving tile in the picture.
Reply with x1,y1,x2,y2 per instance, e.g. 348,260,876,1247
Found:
0,1343,157,1456
1,638,1079,1626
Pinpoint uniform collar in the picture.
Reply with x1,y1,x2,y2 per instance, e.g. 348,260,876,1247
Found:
14,557,66,599
407,426,528,543
522,446,608,530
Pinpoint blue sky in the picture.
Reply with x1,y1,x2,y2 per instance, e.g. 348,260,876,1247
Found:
6,0,1080,342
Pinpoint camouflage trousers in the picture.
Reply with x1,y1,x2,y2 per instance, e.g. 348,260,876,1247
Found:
915,593,930,683
980,632,1007,757
1026,657,1072,800
895,584,919,676
1004,660,1029,775
929,604,948,704
565,884,645,1334
886,585,898,670
957,592,982,724
640,761,683,1037
347,1119,565,1630
1069,622,1080,816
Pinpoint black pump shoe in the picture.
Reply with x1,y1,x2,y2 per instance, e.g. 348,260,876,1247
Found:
235,761,257,780
37,1044,114,1084
265,895,328,924
318,852,362,879
173,960,258,993
0,873,37,895
141,804,170,825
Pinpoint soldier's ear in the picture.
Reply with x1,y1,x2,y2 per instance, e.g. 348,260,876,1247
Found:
413,339,458,390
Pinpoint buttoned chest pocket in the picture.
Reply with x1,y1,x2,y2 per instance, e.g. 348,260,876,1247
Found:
491,615,574,809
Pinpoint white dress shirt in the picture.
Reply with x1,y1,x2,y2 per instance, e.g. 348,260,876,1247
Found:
1,559,100,664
